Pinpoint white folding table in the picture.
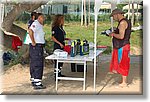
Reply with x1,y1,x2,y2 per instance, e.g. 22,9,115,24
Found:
45,49,105,91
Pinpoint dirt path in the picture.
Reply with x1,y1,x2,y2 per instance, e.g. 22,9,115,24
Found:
1,55,142,95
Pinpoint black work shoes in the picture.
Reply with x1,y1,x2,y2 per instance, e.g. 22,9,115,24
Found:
33,84,46,90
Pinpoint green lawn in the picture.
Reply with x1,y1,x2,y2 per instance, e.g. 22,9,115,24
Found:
43,21,116,48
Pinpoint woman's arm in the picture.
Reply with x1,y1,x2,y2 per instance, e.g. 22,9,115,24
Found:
51,36,64,48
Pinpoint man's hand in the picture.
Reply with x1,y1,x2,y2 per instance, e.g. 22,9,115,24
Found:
32,42,36,46
109,33,114,37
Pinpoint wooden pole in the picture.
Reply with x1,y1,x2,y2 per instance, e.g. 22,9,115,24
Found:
88,0,90,26
136,2,139,23
131,0,135,26
84,0,87,26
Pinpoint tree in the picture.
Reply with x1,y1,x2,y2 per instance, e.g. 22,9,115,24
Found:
83,0,87,26
81,0,84,26
131,2,135,26
1,1,49,61
88,0,90,25
127,0,131,20
81,0,89,26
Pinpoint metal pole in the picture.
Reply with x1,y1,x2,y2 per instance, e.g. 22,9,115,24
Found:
81,0,84,26
83,61,86,91
56,60,59,90
94,11,97,91
94,0,102,92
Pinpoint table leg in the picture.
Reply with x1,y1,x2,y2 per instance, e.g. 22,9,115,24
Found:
56,60,59,90
83,61,86,91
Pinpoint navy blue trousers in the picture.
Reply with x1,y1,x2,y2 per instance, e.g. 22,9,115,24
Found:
29,44,44,80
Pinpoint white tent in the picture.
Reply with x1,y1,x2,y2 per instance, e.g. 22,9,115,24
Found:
123,4,142,10
0,0,143,92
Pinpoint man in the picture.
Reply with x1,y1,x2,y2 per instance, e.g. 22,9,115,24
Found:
28,12,37,29
24,12,37,45
28,13,46,89
109,9,131,88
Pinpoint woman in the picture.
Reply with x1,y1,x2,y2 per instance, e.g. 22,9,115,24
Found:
51,14,66,80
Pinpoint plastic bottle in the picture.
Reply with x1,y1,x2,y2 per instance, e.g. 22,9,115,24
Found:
80,41,84,56
83,39,89,55
76,39,81,54
71,41,75,57
74,40,77,55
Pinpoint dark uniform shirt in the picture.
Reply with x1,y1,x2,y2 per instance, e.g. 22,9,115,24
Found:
52,26,66,50
28,19,34,29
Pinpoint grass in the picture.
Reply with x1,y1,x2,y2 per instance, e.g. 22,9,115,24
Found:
44,21,116,49
15,21,143,55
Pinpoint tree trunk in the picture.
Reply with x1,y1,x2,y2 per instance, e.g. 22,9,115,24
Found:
127,0,130,20
131,3,135,26
81,0,84,26
2,3,43,31
88,0,90,26
1,1,48,62
84,0,87,26
136,3,139,23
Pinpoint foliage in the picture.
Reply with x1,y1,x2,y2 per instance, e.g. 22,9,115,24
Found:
117,4,127,10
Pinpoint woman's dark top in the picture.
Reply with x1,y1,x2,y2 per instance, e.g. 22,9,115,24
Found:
52,26,66,50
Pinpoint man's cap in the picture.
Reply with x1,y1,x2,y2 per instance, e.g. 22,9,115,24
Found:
110,9,125,17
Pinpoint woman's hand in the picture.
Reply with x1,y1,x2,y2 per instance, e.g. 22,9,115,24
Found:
59,43,64,48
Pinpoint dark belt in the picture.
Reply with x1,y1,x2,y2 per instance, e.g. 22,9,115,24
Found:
30,43,45,47
36,43,45,47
